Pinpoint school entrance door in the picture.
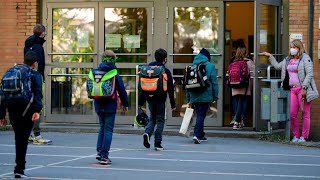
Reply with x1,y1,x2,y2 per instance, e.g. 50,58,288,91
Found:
42,0,282,130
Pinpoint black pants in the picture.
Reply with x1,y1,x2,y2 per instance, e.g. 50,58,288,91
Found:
9,111,34,174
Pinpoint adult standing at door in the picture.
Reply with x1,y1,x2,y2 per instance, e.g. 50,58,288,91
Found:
262,39,319,143
24,24,52,145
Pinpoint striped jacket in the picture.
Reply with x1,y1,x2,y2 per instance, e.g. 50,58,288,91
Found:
268,53,319,102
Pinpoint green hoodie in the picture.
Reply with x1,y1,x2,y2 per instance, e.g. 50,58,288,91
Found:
186,54,219,103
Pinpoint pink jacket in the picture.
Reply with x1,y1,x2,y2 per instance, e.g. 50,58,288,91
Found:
231,58,254,96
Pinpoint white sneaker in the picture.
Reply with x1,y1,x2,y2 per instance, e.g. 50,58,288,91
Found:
291,136,299,143
298,137,306,143
33,135,52,145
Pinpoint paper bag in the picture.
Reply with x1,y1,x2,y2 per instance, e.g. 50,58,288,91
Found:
179,107,194,135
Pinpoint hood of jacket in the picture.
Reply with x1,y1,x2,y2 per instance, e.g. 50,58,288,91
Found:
148,61,165,66
25,35,46,48
98,62,117,72
193,54,209,65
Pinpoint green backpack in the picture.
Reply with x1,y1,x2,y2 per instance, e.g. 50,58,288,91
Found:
86,69,117,99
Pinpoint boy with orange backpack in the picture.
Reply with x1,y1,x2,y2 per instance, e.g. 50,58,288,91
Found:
138,48,176,150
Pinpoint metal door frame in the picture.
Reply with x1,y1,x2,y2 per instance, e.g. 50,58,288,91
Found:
167,0,224,126
253,0,281,130
43,1,154,124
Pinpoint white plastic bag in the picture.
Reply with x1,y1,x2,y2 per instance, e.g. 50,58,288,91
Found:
179,107,194,135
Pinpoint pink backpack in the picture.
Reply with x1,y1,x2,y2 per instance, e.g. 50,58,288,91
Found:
227,59,249,89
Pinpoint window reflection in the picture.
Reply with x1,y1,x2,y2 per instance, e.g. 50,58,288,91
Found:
104,8,147,63
52,8,95,63
116,68,136,116
51,68,92,115
173,7,219,63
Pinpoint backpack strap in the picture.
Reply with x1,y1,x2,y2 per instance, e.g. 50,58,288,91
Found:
22,93,34,117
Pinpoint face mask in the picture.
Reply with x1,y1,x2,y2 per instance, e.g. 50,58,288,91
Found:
290,48,298,56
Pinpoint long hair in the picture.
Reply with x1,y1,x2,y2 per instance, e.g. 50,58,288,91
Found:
289,39,306,58
234,47,247,60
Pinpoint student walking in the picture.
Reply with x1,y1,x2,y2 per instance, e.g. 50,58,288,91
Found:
24,24,52,145
229,47,254,130
262,39,319,143
186,48,219,144
0,51,43,178
93,50,129,165
139,48,176,151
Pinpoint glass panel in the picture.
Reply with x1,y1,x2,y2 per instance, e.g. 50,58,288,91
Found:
104,8,148,63
115,55,147,63
52,8,95,62
51,68,92,115
116,68,136,116
172,69,218,118
172,70,186,118
52,55,94,63
173,7,219,63
259,5,277,66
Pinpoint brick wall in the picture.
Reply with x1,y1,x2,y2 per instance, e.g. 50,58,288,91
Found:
289,0,320,141
0,0,40,76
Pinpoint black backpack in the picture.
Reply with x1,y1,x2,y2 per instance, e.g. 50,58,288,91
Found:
1,64,34,116
183,62,209,91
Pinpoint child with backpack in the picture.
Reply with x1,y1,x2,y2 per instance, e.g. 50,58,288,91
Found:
0,51,43,178
227,46,253,130
92,50,129,165
186,48,219,144
139,48,176,151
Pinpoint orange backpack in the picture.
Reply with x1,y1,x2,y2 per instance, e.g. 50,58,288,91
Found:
138,65,168,96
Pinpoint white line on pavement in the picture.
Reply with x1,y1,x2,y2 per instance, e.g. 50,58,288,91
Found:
47,165,320,179
1,144,320,158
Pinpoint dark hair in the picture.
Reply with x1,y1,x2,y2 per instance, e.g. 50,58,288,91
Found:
33,24,46,36
24,51,38,66
155,48,167,62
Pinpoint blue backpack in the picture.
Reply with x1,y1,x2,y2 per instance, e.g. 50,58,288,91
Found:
1,64,34,116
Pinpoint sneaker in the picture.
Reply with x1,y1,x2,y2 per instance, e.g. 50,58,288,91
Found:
143,133,150,148
200,136,208,142
96,153,101,161
233,122,241,130
291,136,299,143
154,143,164,151
28,135,34,143
298,137,306,143
193,136,201,144
241,120,245,127
33,135,52,145
14,173,28,178
100,157,112,165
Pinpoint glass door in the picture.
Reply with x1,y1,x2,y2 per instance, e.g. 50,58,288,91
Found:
167,1,224,126
46,3,99,123
253,0,281,130
99,2,154,124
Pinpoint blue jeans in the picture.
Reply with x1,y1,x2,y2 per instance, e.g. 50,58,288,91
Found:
145,100,165,145
96,112,115,159
233,95,248,123
193,103,210,139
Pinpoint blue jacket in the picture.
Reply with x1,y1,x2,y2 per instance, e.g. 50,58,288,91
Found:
24,35,46,77
138,61,176,109
94,62,129,113
186,54,219,103
0,66,43,118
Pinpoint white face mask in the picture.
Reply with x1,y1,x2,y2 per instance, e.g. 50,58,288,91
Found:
290,48,298,56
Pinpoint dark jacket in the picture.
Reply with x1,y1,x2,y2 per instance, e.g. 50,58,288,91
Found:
94,62,129,113
186,54,219,103
0,67,43,118
24,35,46,77
138,61,176,109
